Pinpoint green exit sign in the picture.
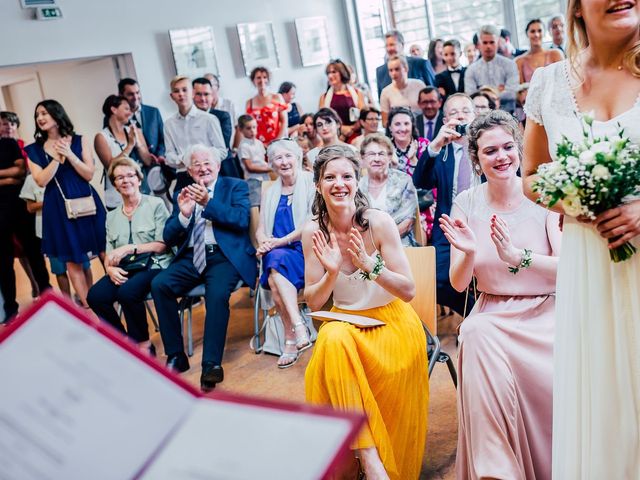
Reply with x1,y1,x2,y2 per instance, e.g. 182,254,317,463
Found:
36,6,63,20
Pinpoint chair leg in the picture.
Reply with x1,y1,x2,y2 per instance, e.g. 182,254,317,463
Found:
145,300,159,332
187,299,194,357
442,353,458,388
253,287,262,353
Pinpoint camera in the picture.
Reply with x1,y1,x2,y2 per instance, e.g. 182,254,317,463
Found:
455,124,468,135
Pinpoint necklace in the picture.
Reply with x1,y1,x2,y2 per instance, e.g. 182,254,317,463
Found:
393,139,412,157
122,196,141,217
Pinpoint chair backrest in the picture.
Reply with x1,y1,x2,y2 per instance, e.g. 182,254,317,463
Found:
404,246,437,335
413,205,426,246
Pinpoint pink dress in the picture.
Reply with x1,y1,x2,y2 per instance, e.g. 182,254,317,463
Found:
454,185,557,480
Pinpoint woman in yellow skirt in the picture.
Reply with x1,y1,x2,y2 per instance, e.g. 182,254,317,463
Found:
302,145,429,479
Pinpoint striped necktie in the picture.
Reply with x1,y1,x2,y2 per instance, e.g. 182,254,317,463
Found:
192,211,206,274
457,147,472,194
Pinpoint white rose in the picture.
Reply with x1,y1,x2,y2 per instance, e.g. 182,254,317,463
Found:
590,141,611,154
562,196,583,217
591,164,611,180
579,150,596,165
562,184,579,196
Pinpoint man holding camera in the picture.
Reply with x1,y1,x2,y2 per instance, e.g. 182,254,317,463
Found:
413,93,477,316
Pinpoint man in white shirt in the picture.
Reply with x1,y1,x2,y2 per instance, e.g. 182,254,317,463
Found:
464,24,519,112
380,55,426,126
163,75,227,191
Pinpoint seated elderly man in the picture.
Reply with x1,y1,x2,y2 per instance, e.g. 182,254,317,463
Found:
151,144,257,391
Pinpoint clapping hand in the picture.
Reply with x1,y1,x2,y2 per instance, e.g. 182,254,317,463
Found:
53,137,72,161
126,126,137,148
186,181,210,206
346,228,376,273
312,230,342,275
177,187,196,218
489,215,522,265
439,214,477,254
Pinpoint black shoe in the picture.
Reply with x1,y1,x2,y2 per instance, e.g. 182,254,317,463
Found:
148,343,157,358
200,362,224,392
166,352,190,373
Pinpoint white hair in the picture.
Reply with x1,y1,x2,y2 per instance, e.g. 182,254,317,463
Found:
266,139,304,169
548,14,565,30
182,144,220,168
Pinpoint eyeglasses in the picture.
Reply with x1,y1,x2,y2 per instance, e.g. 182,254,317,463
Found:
114,172,138,183
363,151,390,160
365,116,381,122
191,161,214,170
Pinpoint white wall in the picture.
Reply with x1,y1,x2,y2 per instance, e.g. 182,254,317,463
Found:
0,0,354,123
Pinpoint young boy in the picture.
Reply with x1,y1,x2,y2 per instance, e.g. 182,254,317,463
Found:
435,39,466,99
236,114,270,208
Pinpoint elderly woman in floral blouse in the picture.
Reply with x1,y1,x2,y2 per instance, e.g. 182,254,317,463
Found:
359,133,419,246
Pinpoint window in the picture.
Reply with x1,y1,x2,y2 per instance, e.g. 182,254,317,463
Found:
514,0,566,47
431,0,505,45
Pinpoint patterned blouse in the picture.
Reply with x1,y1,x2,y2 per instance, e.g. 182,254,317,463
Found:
359,168,419,246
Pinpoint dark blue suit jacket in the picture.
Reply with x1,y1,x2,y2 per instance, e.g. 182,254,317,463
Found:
139,104,165,157
209,108,232,149
415,113,444,141
413,144,457,284
163,177,257,286
376,56,436,97
434,68,466,99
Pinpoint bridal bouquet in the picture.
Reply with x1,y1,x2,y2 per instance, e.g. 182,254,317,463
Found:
533,113,640,262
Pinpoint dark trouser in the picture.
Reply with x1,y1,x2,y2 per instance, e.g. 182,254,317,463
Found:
0,197,51,319
87,269,162,342
437,280,476,318
151,247,240,365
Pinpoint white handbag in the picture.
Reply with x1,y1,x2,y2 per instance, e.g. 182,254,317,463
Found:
254,306,318,356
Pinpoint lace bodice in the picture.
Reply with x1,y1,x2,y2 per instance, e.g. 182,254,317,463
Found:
525,60,640,158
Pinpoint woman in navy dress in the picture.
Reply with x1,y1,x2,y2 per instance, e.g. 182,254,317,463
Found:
255,139,314,368
25,100,106,307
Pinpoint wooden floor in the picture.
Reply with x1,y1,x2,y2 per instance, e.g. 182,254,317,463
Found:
7,259,459,479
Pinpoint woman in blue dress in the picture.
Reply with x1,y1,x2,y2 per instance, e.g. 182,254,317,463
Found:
255,139,314,368
25,100,106,308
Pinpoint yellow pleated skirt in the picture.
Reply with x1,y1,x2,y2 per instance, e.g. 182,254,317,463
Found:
305,298,429,480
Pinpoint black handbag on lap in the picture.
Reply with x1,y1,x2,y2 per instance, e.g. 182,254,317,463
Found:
119,252,153,273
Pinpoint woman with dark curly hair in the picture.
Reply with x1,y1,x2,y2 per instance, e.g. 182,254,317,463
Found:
25,99,106,307
302,145,428,480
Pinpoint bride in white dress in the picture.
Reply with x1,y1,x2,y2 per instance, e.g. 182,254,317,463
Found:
522,1,640,477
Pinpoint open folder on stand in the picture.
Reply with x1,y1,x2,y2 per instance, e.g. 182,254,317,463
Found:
0,292,364,480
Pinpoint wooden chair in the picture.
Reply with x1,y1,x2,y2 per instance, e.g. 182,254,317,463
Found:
404,246,457,387
413,205,427,246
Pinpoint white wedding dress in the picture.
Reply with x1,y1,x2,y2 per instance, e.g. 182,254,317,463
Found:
526,60,640,479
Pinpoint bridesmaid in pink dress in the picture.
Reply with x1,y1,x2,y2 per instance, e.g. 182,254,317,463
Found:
439,110,561,480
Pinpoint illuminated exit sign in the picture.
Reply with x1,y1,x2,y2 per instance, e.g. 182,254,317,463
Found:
36,6,63,19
